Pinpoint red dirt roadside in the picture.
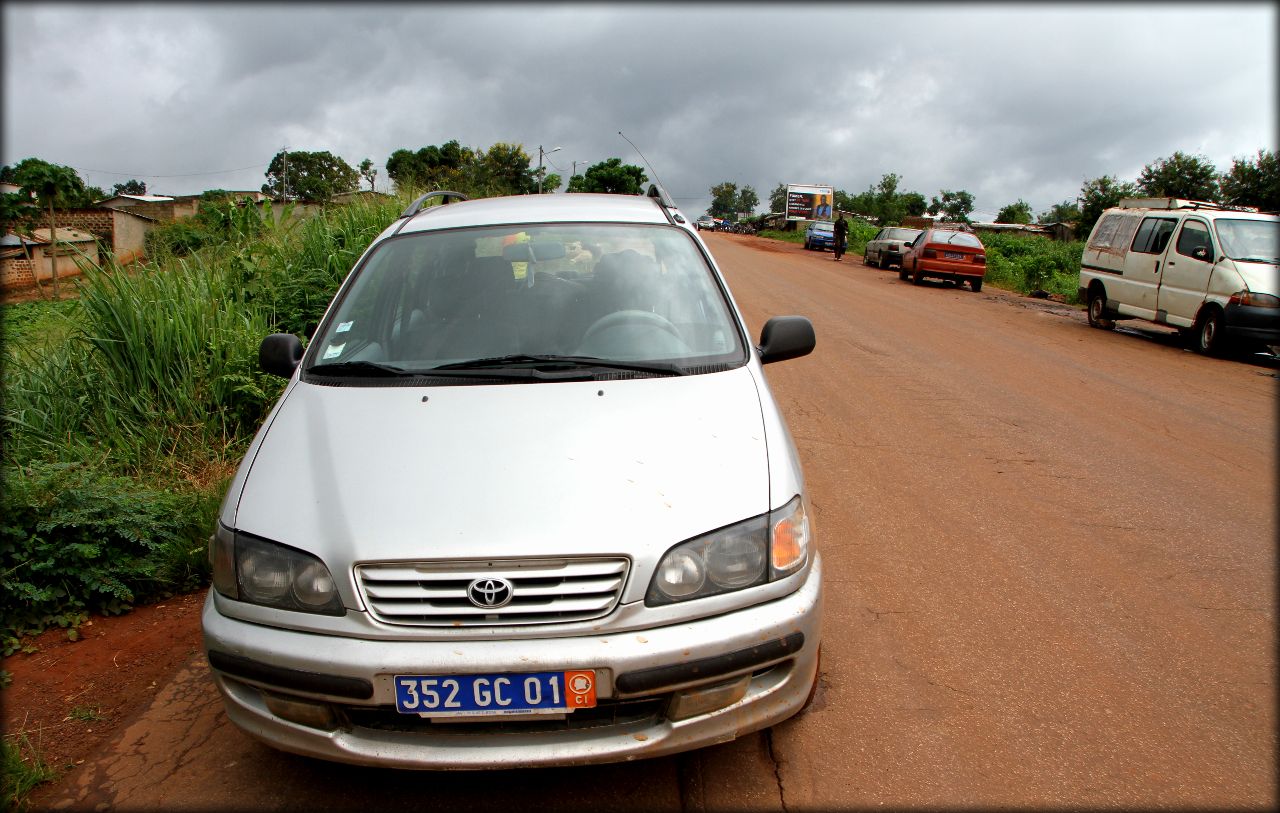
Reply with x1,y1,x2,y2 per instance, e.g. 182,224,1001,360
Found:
2,590,206,789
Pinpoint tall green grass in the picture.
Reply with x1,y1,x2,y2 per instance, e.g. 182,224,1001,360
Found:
1,195,406,644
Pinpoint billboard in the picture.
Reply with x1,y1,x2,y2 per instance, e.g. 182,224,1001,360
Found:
786,184,834,221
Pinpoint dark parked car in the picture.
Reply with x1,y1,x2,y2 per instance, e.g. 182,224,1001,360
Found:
899,229,987,291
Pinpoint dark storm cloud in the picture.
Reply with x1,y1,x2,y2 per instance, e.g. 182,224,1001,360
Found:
3,3,1273,218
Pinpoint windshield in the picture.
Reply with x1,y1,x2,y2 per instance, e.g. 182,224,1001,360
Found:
307,223,746,377
887,228,922,241
813,224,834,233
1213,218,1279,263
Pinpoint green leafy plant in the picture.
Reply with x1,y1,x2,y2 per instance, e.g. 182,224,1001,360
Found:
0,462,217,646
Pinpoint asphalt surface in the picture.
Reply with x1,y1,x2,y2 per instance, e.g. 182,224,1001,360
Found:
44,233,1277,811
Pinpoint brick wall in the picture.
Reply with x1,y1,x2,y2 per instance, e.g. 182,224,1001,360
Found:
1,257,36,290
60,209,116,243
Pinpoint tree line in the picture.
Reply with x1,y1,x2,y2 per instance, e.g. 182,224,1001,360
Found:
729,148,1278,236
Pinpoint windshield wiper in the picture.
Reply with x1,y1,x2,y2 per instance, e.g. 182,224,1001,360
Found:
307,360,415,377
431,354,687,376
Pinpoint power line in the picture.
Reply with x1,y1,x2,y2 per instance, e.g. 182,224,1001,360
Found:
69,163,268,178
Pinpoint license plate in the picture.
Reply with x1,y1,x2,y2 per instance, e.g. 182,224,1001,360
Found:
393,671,597,717
944,251,965,260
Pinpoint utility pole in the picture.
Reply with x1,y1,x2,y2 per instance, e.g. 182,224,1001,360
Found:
537,145,561,194
281,145,289,201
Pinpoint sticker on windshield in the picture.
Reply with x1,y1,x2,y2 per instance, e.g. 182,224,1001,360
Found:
336,321,353,333
322,343,346,360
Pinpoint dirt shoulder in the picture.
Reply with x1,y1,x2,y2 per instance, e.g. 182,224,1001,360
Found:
2,590,206,792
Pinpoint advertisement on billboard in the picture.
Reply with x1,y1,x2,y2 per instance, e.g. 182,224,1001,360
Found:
786,184,834,221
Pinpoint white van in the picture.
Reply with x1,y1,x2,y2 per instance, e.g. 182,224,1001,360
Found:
1078,198,1278,354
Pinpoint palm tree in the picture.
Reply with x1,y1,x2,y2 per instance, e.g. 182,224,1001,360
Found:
20,163,82,299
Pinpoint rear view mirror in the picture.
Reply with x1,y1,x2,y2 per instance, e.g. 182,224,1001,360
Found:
502,241,567,263
757,316,816,364
260,333,304,379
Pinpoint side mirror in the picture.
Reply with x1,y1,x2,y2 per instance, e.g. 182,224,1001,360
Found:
1192,245,1209,261
260,333,304,379
757,316,815,364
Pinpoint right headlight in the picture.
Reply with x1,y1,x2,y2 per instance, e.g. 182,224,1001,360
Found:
646,495,811,606
209,524,345,616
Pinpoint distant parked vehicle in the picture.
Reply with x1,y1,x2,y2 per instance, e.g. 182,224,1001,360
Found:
695,215,716,231
1078,198,1279,355
899,229,987,291
803,221,835,252
864,227,923,268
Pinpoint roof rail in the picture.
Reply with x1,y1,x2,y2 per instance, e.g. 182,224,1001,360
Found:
645,183,688,225
1119,197,1259,213
400,190,468,219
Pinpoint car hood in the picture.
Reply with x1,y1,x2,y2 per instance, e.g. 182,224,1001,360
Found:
231,367,771,569
1233,258,1279,295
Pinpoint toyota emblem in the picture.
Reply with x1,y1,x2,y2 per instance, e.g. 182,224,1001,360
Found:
467,578,514,609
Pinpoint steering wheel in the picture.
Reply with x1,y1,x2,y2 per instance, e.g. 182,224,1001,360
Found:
581,310,682,343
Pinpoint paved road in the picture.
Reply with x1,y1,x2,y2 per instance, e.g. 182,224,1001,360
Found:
45,233,1276,810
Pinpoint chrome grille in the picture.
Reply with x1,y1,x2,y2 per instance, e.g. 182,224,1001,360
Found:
356,557,629,627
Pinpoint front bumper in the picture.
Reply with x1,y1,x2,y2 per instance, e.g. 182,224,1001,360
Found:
1224,302,1280,344
202,556,822,769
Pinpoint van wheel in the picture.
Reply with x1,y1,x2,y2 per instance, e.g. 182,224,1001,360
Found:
1087,289,1115,330
1193,307,1225,355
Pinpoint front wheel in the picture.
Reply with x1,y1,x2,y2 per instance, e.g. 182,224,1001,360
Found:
1193,307,1226,355
1087,289,1115,330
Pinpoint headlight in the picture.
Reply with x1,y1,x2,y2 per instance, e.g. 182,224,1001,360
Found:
646,495,811,606
209,525,345,615
1230,290,1280,308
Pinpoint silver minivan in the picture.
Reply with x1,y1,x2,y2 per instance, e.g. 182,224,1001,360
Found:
202,190,822,768
1078,198,1279,353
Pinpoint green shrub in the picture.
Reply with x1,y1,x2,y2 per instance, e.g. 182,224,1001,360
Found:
979,232,1085,302
0,461,219,650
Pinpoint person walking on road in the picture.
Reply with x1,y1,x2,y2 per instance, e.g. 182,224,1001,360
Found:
833,213,849,261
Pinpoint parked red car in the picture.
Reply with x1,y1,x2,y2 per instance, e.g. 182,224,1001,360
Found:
899,229,987,292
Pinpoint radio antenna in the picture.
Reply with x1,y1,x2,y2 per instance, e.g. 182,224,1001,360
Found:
618,130,667,195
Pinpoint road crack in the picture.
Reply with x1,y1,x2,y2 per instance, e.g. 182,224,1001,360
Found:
762,728,790,813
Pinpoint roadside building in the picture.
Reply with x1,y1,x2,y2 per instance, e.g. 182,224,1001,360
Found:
1,227,99,291
57,206,158,264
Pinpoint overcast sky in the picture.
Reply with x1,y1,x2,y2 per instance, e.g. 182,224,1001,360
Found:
4,2,1275,220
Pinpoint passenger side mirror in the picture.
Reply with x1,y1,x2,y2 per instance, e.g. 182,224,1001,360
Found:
1192,245,1210,261
260,333,305,379
757,316,816,364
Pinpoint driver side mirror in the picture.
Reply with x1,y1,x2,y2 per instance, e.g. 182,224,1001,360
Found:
1192,245,1210,261
757,316,815,364
260,333,304,379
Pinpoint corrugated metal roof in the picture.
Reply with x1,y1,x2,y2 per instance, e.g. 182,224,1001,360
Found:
94,194,175,204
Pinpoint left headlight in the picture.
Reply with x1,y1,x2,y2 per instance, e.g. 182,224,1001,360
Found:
646,495,811,606
209,525,345,615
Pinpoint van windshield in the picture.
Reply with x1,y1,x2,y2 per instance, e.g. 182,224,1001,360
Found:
1214,218,1279,264
306,224,746,376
